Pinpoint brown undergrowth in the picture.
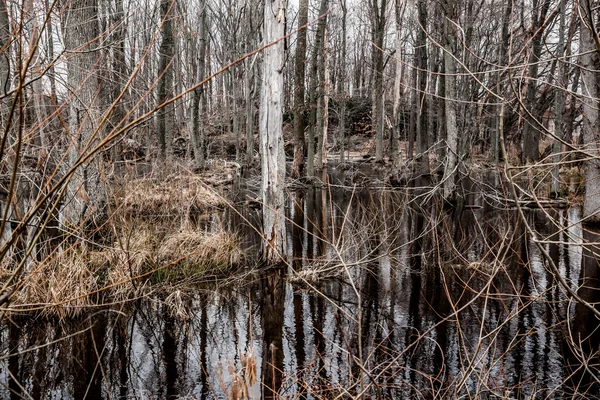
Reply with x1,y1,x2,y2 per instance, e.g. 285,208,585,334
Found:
111,169,227,217
1,169,244,318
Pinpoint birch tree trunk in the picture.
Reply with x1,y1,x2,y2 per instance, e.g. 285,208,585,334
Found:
260,0,287,264
62,0,107,226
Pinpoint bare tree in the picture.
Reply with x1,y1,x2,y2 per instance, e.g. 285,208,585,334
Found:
441,0,458,199
552,0,567,197
580,0,600,223
338,0,348,164
157,0,176,161
415,0,429,173
522,0,552,163
261,0,287,263
291,0,308,178
189,0,207,170
306,0,329,178
371,0,387,163
391,0,405,165
0,0,10,123
62,0,107,226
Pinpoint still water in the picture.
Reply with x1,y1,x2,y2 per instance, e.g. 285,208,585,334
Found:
1,168,599,399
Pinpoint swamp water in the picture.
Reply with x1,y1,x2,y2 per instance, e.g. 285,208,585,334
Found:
1,167,599,399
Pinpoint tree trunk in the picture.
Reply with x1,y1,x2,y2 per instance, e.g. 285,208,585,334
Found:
44,0,56,101
372,0,388,163
552,0,566,197
157,0,175,161
291,0,308,178
392,0,405,165
109,0,127,161
339,1,348,163
493,0,512,169
442,0,459,199
316,26,329,170
233,69,241,161
0,0,10,122
306,0,328,178
522,0,552,163
190,0,206,170
245,56,256,165
62,0,106,226
416,0,429,174
260,0,287,264
581,2,600,223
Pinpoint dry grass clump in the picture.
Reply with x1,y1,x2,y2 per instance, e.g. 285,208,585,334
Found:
10,250,109,317
112,172,226,217
153,228,243,282
159,229,242,267
2,225,243,317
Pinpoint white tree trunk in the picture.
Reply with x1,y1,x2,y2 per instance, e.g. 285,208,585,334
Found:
581,9,600,223
260,0,287,263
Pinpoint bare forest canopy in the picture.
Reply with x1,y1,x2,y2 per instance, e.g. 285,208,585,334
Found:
0,0,599,212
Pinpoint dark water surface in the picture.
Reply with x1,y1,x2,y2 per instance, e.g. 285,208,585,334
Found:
1,167,599,399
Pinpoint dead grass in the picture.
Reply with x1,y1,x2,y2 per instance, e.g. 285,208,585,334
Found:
0,166,246,318
2,224,243,318
112,171,226,217
159,228,242,269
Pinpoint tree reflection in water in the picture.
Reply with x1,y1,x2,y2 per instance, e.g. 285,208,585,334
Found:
1,171,599,399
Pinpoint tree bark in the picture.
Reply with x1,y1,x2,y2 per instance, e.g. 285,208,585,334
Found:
581,1,600,223
261,0,287,263
372,0,387,163
392,0,405,165
245,56,256,165
316,26,329,170
552,0,566,197
522,0,552,163
306,0,328,178
416,0,429,174
442,0,459,199
62,0,107,226
109,0,127,161
157,0,175,161
44,0,56,101
0,0,10,123
339,0,348,163
189,0,206,169
291,0,308,178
